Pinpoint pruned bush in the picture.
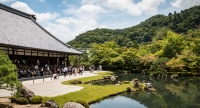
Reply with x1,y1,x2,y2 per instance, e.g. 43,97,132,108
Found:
30,95,43,104
70,80,82,84
15,97,29,104
76,100,89,108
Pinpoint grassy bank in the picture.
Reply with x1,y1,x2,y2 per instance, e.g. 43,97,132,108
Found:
42,72,133,107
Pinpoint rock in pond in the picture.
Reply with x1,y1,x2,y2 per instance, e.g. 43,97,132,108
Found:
63,102,85,108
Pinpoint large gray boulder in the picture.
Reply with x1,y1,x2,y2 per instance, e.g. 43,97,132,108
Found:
144,83,156,92
63,102,85,108
44,100,59,108
145,83,153,88
21,86,35,99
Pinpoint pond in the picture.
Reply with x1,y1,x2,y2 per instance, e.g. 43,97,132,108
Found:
90,73,200,108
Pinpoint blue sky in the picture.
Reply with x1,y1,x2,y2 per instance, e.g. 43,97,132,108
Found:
1,0,200,43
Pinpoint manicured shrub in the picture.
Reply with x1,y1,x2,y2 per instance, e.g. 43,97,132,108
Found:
76,100,89,108
70,80,82,84
15,97,29,104
30,96,43,104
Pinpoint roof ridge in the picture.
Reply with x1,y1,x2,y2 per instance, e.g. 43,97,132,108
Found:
0,3,36,20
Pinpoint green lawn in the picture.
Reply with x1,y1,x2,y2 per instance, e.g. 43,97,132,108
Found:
42,72,133,107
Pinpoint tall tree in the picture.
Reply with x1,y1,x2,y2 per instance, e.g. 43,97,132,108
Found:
156,31,185,58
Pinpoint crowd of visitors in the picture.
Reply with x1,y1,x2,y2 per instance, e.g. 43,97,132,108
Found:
17,64,103,79
17,65,85,79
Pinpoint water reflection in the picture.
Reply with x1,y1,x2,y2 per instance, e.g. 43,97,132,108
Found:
90,74,200,108
90,95,147,108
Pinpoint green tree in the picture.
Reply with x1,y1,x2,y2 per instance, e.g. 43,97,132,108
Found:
191,38,200,72
121,48,138,70
150,57,169,75
156,31,185,58
0,50,22,96
89,42,120,70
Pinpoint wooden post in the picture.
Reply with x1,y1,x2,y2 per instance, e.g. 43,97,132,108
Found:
12,48,15,64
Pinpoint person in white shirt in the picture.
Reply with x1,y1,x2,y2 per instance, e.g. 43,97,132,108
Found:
63,67,68,77
53,73,57,79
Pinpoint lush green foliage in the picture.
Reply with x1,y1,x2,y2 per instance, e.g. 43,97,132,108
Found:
30,96,43,104
15,97,29,105
68,5,200,48
0,50,22,96
83,30,200,74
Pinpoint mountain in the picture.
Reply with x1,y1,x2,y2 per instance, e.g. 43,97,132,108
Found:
67,5,200,48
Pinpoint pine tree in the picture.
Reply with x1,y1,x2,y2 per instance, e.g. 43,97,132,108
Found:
0,50,21,96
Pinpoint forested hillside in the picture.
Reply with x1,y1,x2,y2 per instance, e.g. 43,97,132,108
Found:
67,5,200,48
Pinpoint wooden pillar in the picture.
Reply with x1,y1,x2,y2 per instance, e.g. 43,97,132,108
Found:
48,52,50,65
78,55,80,66
12,48,15,64
66,55,70,65
7,47,9,54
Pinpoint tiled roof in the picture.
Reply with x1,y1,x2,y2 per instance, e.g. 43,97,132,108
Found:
0,3,82,54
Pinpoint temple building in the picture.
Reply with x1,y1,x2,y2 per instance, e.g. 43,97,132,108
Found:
0,3,82,67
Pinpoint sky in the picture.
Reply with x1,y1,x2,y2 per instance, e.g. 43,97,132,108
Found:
1,0,200,43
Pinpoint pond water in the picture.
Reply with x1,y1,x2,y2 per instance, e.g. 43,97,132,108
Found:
90,73,200,108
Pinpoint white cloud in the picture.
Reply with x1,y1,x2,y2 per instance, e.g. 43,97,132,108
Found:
11,1,35,14
44,16,106,42
36,12,60,22
82,0,142,15
64,4,104,17
78,4,103,14
45,4,106,42
39,0,45,3
137,0,166,15
10,1,60,23
82,0,165,15
49,16,100,42
0,0,15,3
171,0,200,8
44,23,75,42
56,17,78,25
99,25,107,28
